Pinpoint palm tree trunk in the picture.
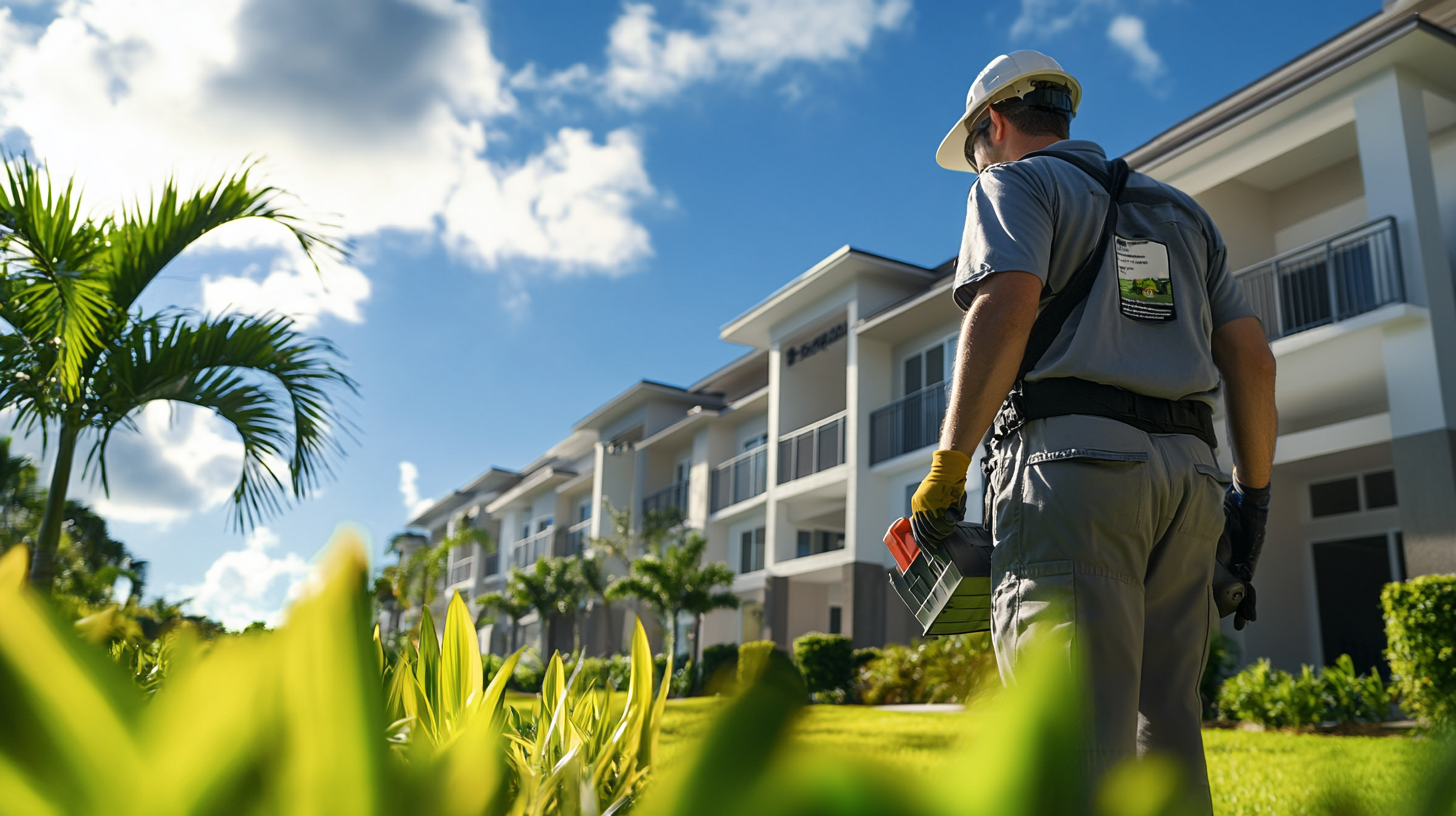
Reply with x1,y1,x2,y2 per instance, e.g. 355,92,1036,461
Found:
30,421,79,592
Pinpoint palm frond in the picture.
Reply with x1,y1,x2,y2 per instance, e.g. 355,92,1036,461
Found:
0,156,116,399
102,165,344,313
85,312,355,530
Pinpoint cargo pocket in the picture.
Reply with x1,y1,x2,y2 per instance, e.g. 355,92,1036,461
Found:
1019,448,1151,555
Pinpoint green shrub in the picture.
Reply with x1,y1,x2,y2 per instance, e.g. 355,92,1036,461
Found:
858,634,997,705
606,653,632,691
1384,574,1456,727
793,632,856,702
1217,659,1326,728
700,642,739,695
510,649,545,693
1322,653,1393,723
1200,630,1240,719
737,639,780,689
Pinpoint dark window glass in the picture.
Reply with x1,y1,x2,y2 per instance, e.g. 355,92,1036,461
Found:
1364,470,1398,509
904,356,922,394
818,531,845,553
1310,477,1360,517
1395,531,1406,581
829,606,842,635
1313,536,1393,678
797,530,812,558
741,531,754,574
925,345,945,385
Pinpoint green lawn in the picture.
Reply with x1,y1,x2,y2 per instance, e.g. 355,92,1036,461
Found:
658,699,1439,816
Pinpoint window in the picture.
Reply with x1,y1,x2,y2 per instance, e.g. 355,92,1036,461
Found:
675,456,691,484
739,527,765,573
744,433,768,451
796,530,845,558
1310,470,1398,518
829,606,842,635
536,515,553,533
577,500,592,523
483,548,499,576
1364,471,1398,509
903,336,957,396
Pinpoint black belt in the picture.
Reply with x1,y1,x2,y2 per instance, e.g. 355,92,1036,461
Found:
1019,377,1217,449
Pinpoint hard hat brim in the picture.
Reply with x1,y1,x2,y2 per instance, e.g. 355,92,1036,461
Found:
935,68,1082,173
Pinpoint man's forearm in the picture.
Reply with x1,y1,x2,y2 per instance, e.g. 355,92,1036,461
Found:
1212,316,1278,489
940,271,1043,456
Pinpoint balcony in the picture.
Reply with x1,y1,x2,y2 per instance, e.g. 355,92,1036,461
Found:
711,444,768,512
448,558,473,585
563,518,591,557
869,382,949,466
1236,217,1403,342
642,480,688,519
777,412,847,485
512,527,554,570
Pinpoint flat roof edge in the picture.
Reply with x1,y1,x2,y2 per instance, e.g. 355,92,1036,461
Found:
1125,13,1456,170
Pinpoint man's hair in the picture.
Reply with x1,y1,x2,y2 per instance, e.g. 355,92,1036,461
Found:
994,100,1071,140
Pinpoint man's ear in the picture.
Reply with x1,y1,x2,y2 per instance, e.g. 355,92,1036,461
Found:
987,107,1009,144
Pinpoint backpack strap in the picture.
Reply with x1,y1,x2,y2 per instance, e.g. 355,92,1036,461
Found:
1014,154,1129,379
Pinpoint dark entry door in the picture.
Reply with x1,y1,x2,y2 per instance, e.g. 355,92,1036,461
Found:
1312,535,1392,677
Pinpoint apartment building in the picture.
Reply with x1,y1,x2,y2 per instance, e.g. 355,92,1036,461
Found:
399,0,1456,673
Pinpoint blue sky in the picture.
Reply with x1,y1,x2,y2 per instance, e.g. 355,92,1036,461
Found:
0,0,1378,626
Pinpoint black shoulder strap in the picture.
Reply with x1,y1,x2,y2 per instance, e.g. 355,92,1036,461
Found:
1015,154,1129,380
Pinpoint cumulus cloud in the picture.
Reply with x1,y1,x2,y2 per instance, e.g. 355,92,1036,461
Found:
201,252,372,329
519,0,911,109
1106,14,1166,89
0,0,655,274
79,402,245,527
399,461,433,519
178,526,313,630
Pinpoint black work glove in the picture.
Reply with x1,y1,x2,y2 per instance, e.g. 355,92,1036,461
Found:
910,450,970,556
1223,480,1270,630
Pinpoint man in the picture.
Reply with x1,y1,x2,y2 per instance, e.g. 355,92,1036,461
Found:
911,51,1277,808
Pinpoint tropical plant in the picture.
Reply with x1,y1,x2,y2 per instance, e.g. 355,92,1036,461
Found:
0,435,40,550
0,158,354,592
856,634,998,706
607,526,737,663
481,558,576,660
379,533,449,630
1322,653,1393,724
477,585,533,653
1217,658,1329,729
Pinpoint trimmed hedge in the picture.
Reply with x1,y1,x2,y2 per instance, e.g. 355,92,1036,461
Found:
857,634,997,705
793,633,855,701
700,643,739,695
1383,574,1456,727
738,640,781,689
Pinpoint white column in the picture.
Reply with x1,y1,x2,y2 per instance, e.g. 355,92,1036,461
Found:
765,344,783,568
589,441,607,540
1356,68,1456,574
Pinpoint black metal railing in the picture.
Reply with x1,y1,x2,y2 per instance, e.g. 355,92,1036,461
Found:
777,412,847,485
642,480,689,517
563,518,591,557
513,528,553,570
448,559,473,585
869,381,950,465
1236,217,1403,341
711,444,768,512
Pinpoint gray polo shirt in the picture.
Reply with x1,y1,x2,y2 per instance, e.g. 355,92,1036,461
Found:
954,140,1254,407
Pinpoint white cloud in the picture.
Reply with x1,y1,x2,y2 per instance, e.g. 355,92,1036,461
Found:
201,251,372,329
1106,14,1166,89
522,0,911,109
80,402,245,527
1009,0,1112,39
398,461,434,520
178,526,314,630
0,0,656,275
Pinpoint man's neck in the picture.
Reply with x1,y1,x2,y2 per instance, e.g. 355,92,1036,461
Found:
1003,135,1064,163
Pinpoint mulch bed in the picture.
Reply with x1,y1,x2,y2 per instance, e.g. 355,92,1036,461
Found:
1202,719,1419,736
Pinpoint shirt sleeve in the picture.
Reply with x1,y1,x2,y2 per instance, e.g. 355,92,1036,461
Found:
953,163,1056,311
1202,218,1257,329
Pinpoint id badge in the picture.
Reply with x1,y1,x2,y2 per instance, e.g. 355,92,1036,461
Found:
1115,236,1175,323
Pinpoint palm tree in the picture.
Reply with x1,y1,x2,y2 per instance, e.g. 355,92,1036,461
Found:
607,526,738,662
0,157,354,592
380,533,450,630
483,559,571,660
476,586,533,652
577,552,614,654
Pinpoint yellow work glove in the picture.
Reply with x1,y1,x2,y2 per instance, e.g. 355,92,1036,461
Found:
910,449,971,551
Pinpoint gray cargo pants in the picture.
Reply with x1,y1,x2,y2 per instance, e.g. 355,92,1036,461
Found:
985,414,1224,811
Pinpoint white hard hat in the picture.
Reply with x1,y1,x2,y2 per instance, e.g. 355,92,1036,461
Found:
936,50,1082,173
